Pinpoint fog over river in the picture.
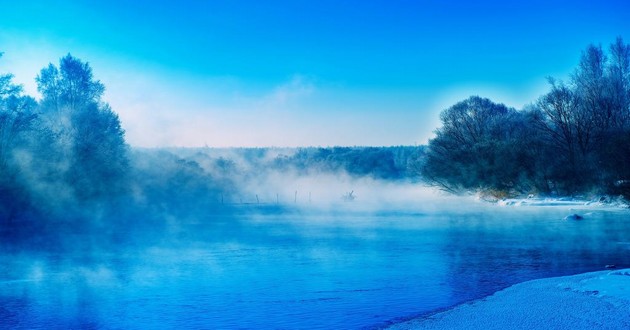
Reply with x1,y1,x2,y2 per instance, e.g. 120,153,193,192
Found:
2,189,628,329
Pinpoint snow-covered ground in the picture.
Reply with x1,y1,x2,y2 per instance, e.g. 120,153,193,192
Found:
495,196,628,208
388,269,630,330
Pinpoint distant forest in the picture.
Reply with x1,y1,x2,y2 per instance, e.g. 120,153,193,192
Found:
1,37,629,231
167,145,423,181
422,37,630,200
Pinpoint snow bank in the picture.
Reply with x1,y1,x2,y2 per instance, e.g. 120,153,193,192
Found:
388,269,630,330
496,196,628,208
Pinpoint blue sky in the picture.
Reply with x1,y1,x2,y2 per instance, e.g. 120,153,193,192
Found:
1,0,629,147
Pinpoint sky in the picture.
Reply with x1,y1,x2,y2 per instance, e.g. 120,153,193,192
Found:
1,0,629,147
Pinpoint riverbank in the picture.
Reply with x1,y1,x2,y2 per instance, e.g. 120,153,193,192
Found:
495,195,629,208
387,269,630,330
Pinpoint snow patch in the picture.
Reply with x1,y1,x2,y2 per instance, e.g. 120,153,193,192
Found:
496,196,628,209
389,269,630,329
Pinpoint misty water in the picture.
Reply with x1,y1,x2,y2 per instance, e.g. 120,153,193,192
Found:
1,202,629,329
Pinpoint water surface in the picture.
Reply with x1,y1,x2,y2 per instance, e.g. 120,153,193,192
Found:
1,204,629,329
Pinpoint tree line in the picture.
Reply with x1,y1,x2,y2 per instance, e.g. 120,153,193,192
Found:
0,52,425,234
2,37,626,233
269,146,423,180
422,37,630,199
169,144,425,181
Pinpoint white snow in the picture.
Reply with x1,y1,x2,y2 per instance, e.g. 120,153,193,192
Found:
388,269,630,330
496,196,628,208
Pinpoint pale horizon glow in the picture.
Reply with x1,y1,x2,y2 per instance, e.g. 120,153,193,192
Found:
1,1,628,147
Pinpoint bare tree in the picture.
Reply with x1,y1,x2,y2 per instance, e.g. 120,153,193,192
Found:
422,96,531,195
607,37,630,128
534,79,581,156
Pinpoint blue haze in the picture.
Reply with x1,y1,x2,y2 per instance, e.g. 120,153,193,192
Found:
1,2,630,329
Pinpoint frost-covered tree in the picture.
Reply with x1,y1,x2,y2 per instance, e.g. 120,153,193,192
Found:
534,80,581,157
531,38,630,194
413,38,630,198
37,54,105,112
599,38,630,195
607,37,630,128
531,82,592,194
0,59,36,166
0,53,39,220
36,54,128,200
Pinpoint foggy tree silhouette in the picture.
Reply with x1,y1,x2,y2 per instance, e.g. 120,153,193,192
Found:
0,53,39,220
422,38,630,198
36,54,128,200
422,96,533,195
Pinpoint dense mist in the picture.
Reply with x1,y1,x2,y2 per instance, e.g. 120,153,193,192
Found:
3,39,630,251
0,51,430,249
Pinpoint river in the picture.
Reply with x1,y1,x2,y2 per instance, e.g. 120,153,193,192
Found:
1,202,629,329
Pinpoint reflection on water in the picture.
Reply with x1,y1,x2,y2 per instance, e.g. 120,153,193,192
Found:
1,206,629,329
